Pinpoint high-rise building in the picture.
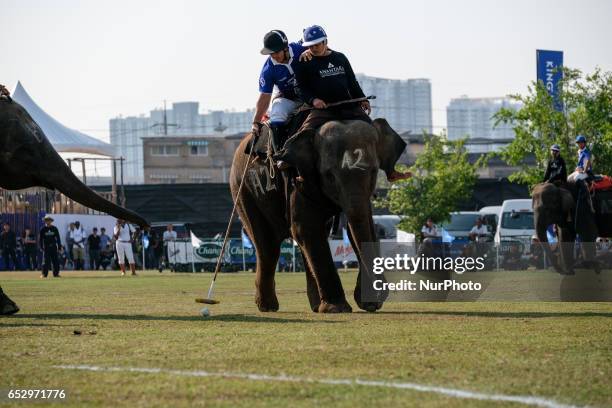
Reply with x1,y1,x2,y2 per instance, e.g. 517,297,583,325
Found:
446,96,521,140
110,102,253,183
356,74,432,134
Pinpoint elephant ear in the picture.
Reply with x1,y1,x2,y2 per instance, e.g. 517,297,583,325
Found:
274,129,317,175
372,118,407,177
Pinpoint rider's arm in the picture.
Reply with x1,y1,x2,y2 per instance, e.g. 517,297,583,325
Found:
252,93,272,124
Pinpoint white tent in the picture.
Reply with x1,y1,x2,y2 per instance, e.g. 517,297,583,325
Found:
11,81,113,156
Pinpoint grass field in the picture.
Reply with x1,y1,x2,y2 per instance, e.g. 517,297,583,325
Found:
1,270,611,407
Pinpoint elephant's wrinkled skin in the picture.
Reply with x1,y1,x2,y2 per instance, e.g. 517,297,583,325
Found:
230,118,406,313
0,98,148,227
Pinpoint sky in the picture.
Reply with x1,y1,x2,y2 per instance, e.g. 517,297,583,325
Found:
2,0,611,144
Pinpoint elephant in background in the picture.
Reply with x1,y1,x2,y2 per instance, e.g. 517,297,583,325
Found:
532,181,611,274
230,118,406,313
0,96,148,227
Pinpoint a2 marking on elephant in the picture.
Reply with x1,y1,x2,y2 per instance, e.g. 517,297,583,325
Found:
0,96,148,227
231,118,406,313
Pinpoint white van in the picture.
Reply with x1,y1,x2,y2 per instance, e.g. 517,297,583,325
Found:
494,199,535,244
479,205,502,234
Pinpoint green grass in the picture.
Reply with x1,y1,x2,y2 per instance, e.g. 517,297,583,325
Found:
1,270,611,407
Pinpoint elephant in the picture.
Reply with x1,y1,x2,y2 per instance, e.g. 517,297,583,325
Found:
532,181,612,274
0,96,148,227
230,118,406,313
0,93,148,315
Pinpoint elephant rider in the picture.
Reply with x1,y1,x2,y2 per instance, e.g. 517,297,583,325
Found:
251,30,306,154
543,144,567,184
293,25,410,182
568,135,595,212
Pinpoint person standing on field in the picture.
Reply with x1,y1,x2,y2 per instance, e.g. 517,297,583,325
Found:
114,219,137,276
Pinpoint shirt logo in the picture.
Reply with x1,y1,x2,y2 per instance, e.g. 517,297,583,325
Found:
328,63,334,68
260,77,265,87
319,65,345,78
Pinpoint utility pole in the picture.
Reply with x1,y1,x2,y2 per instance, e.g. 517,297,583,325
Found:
152,100,178,135
120,157,126,207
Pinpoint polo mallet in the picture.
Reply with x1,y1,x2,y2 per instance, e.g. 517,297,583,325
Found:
195,134,255,305
303,95,376,110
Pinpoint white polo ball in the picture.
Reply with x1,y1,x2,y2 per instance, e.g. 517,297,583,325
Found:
200,307,210,317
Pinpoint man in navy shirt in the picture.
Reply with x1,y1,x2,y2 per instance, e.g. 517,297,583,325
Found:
252,30,306,152
294,25,410,182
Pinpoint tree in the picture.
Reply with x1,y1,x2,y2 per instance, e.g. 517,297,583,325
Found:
379,134,480,234
494,67,612,188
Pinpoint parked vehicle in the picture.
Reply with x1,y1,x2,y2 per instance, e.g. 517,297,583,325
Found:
479,205,502,234
494,199,535,244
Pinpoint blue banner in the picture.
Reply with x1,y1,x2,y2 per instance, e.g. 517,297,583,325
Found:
536,49,563,111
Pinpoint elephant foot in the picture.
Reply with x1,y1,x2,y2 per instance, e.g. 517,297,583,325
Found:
354,287,385,313
0,293,19,315
318,300,352,313
255,293,279,312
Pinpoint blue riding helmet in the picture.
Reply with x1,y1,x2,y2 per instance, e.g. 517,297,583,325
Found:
550,144,561,152
302,25,327,46
575,135,586,143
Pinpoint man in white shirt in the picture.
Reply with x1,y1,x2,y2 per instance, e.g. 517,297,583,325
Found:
114,219,136,276
70,221,86,270
162,224,178,273
469,218,489,241
421,218,440,239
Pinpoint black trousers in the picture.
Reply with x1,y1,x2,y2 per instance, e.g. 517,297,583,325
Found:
89,249,100,270
25,246,38,270
2,247,18,270
42,247,60,277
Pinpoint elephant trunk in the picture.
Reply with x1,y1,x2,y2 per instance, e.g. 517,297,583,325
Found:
44,154,149,227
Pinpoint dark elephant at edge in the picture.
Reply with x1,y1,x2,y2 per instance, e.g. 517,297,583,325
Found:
532,181,611,274
230,118,406,313
0,96,149,315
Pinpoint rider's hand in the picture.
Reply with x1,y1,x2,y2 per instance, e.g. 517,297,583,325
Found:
0,84,9,97
299,49,313,62
361,100,371,115
313,98,327,109
251,122,262,137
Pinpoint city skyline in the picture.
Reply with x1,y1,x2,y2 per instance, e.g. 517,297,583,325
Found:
2,0,611,144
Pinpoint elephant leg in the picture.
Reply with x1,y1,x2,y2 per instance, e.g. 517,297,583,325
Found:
292,218,351,313
0,286,19,315
236,198,283,313
346,222,386,313
303,259,321,312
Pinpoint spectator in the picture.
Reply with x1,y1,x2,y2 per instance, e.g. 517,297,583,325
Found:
39,215,62,278
87,227,101,270
469,218,489,241
148,230,163,272
502,243,527,270
99,244,114,270
99,227,111,250
0,223,18,271
70,221,86,270
162,224,177,273
419,218,441,257
58,245,69,270
527,236,545,269
65,223,75,265
23,228,38,271
421,218,439,239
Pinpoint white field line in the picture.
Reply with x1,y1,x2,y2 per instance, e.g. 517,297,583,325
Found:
54,364,583,408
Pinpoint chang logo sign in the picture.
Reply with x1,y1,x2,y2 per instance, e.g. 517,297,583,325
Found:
195,242,222,263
